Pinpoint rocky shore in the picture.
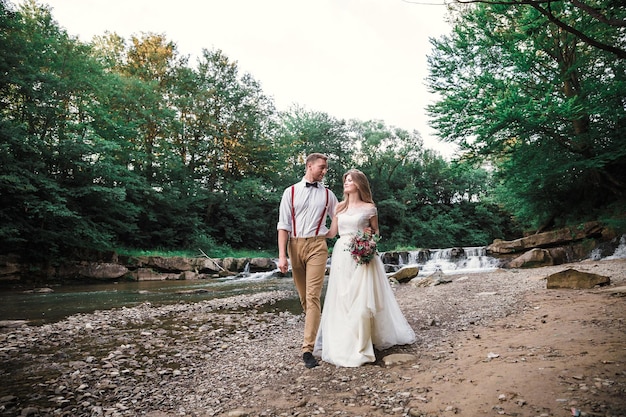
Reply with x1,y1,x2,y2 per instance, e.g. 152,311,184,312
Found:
1,258,625,417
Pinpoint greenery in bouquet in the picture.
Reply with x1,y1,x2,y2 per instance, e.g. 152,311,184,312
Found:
347,231,381,265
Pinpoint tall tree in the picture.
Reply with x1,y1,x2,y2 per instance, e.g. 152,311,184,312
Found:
0,0,141,259
186,49,276,187
178,49,278,248
338,120,514,248
116,33,180,184
427,2,626,230
274,106,354,193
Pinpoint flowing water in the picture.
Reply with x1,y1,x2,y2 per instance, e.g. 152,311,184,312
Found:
3,239,624,326
0,247,499,325
0,273,298,325
400,246,501,274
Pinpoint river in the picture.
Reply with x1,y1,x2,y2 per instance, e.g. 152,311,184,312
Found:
0,272,299,325
3,237,624,326
0,250,497,326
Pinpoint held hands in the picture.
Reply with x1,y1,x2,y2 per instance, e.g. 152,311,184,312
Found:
363,227,377,239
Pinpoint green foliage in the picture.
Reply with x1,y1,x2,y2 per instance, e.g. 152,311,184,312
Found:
427,1,626,230
6,0,583,269
340,123,519,248
274,106,354,193
117,245,274,260
0,1,141,260
205,178,281,250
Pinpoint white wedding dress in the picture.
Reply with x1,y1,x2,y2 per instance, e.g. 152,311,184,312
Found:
313,206,416,367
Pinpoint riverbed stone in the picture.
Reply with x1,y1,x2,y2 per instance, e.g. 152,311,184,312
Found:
487,221,604,254
77,262,129,279
383,353,417,365
508,248,554,268
1,259,625,416
389,266,419,283
546,268,610,289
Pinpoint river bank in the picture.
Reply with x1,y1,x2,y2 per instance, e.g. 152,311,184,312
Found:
1,258,625,417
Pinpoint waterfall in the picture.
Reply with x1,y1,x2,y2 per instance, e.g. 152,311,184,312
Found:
405,246,500,274
237,262,251,278
604,234,626,260
589,234,626,261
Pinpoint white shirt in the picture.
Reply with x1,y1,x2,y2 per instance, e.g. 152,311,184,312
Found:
277,179,338,238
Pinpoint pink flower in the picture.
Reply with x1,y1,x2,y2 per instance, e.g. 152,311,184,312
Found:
347,231,381,265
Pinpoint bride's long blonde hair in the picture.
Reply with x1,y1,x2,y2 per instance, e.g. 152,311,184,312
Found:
337,169,375,214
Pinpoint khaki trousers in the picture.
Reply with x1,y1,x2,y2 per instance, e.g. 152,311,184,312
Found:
288,236,328,353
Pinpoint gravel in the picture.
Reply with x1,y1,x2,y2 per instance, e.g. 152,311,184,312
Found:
0,259,624,417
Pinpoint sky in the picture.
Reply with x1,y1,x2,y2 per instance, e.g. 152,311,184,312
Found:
28,0,457,157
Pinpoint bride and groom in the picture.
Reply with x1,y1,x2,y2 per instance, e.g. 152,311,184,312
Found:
277,153,416,368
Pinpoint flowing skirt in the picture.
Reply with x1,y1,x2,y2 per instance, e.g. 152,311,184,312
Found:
314,236,416,367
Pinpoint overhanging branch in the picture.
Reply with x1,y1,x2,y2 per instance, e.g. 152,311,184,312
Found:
452,0,626,59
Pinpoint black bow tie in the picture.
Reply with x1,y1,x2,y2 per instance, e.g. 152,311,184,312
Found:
305,182,318,188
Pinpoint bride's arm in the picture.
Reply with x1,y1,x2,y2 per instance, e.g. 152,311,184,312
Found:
368,214,380,237
363,204,379,237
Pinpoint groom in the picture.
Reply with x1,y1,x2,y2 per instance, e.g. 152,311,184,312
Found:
277,153,338,368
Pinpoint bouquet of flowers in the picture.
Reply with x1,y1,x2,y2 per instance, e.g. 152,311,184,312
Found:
347,231,381,265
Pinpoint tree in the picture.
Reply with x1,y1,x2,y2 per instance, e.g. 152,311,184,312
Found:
1,0,523,262
340,120,514,248
186,49,277,187
451,0,626,59
427,1,626,230
0,0,142,259
274,107,354,193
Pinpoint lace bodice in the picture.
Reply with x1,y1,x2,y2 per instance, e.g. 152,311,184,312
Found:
338,205,377,237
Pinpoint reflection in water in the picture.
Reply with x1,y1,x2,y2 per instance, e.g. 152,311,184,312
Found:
0,275,300,325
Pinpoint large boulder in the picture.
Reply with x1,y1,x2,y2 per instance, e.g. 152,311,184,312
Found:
488,221,604,254
0,255,21,281
77,262,129,279
249,257,277,272
380,251,408,265
507,246,576,268
546,268,610,289
222,257,250,272
508,248,555,268
389,266,419,283
133,256,192,271
130,268,181,281
410,269,452,287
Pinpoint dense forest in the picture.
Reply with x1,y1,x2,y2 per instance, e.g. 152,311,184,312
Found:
1,0,624,263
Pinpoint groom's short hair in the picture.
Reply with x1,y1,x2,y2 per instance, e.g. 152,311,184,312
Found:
306,153,328,166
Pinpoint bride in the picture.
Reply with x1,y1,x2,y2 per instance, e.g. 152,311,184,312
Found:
314,169,416,367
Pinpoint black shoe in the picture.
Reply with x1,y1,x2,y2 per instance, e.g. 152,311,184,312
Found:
303,352,319,368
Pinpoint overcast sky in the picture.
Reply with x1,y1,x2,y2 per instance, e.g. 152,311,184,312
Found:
31,0,456,157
